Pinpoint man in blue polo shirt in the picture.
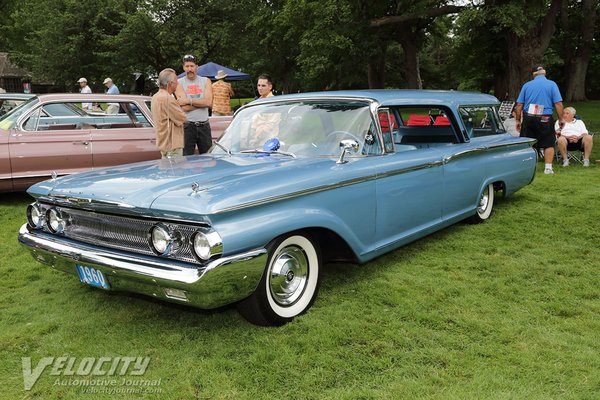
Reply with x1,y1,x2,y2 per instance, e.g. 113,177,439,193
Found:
515,65,563,174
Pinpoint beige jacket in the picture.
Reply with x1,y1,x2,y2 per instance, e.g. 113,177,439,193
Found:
151,89,186,151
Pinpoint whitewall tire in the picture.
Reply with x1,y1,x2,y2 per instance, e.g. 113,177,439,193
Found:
237,233,321,326
469,183,495,223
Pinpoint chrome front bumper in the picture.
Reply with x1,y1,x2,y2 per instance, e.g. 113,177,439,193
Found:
18,224,267,309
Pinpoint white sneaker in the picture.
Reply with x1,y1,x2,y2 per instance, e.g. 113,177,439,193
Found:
544,167,554,174
583,159,590,167
562,160,569,167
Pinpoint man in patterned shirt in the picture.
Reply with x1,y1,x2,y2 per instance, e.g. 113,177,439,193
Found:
211,70,234,116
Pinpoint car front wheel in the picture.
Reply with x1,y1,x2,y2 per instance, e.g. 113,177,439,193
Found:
469,183,495,223
237,233,321,326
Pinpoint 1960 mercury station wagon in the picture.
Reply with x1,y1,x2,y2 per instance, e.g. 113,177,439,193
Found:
19,90,537,325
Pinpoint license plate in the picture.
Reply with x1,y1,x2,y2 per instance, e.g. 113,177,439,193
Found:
76,264,109,289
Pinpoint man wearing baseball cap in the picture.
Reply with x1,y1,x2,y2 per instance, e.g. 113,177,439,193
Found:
77,77,93,111
103,77,120,114
514,66,563,175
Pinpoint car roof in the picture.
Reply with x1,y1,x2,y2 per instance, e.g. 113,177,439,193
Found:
32,93,152,102
0,93,36,100
252,89,500,108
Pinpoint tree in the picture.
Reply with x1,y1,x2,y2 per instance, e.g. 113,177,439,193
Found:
369,2,466,89
558,0,598,101
6,0,138,91
451,0,566,100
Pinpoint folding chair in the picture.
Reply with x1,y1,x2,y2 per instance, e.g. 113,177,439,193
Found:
560,131,594,165
498,101,515,121
556,113,594,165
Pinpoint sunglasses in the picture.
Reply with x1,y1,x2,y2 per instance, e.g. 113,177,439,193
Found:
183,54,197,62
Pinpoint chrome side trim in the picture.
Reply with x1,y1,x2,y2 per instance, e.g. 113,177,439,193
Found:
216,160,443,214
18,224,267,309
443,139,537,163
485,138,537,149
443,148,485,163
376,161,443,180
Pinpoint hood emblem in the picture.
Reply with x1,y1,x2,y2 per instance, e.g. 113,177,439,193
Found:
191,182,205,195
67,197,92,205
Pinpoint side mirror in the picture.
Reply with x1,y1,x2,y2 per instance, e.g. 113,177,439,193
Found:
336,139,359,164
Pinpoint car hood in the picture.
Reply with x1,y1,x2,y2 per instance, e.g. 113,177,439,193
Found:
28,154,354,217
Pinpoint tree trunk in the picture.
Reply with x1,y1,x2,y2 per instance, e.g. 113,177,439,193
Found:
367,46,386,89
494,74,509,101
400,29,422,89
563,0,596,101
504,0,563,100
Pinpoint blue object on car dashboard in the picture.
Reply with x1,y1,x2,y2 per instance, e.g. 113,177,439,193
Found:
18,89,537,326
263,137,280,152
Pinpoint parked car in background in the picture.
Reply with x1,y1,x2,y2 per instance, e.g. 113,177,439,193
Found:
19,90,537,325
0,93,231,192
0,93,34,117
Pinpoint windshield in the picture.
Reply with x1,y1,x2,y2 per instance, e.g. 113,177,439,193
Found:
213,100,379,157
0,96,40,130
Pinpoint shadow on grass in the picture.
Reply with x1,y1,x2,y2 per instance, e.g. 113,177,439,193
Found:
0,191,30,205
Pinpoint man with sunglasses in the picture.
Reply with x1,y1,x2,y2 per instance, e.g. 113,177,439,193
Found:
175,54,213,155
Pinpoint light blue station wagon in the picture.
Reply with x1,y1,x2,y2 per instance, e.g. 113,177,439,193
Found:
19,90,537,325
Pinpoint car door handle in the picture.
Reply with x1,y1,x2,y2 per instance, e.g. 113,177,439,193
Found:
73,141,89,146
150,139,156,143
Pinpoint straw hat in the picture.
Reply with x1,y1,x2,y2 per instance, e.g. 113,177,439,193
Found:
214,70,228,80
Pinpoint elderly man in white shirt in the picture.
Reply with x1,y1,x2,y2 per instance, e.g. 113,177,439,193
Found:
555,106,593,167
77,77,92,111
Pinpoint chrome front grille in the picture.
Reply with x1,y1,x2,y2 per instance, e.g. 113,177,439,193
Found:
40,205,200,264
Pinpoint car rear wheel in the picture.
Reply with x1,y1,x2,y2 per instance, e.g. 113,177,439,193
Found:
469,183,494,223
237,233,321,326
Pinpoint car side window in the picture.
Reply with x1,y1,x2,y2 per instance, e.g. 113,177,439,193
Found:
129,103,152,127
377,109,396,153
392,107,458,145
44,103,84,117
22,108,42,131
459,106,502,138
88,102,151,129
23,103,88,131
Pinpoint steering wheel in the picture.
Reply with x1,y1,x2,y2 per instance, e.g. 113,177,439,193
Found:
324,130,361,144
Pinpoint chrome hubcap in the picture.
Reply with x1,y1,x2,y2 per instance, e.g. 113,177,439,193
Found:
478,190,489,214
269,246,308,306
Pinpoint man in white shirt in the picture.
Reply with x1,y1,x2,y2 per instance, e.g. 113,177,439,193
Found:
103,77,120,114
78,77,92,111
555,106,593,167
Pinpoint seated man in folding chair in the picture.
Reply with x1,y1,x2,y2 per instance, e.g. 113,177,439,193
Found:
555,106,593,167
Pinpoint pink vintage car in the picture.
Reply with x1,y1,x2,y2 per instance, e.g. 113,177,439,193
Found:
0,93,231,192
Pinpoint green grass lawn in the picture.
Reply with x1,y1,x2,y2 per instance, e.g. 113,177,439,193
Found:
2,105,600,399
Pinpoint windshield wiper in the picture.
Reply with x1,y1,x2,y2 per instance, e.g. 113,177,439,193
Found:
240,149,296,158
212,141,232,155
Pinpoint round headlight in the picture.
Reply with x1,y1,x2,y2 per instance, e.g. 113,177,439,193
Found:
191,229,223,262
27,203,44,229
193,232,211,261
46,208,66,234
149,224,180,256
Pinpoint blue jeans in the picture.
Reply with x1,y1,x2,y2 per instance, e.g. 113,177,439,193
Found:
183,121,212,155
